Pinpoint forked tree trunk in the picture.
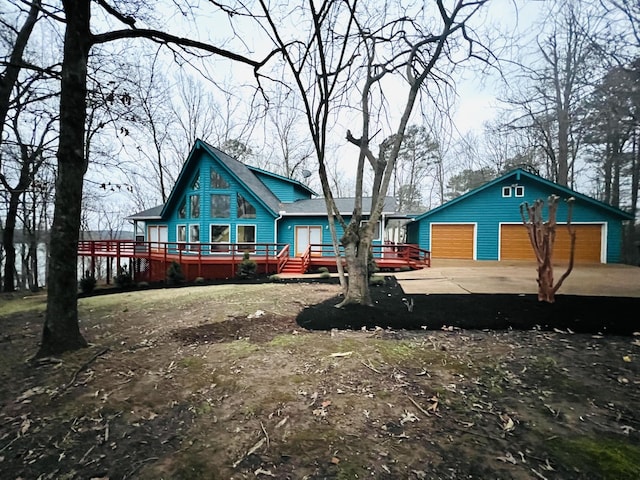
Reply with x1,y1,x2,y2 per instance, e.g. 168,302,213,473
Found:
520,195,576,303
338,224,373,307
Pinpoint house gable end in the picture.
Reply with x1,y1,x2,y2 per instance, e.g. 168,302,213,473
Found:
413,168,633,222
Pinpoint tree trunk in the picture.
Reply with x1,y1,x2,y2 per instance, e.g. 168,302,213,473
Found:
339,224,372,307
2,193,19,292
37,1,90,356
537,257,555,303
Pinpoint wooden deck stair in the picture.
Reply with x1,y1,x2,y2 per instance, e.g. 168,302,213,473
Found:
280,257,305,274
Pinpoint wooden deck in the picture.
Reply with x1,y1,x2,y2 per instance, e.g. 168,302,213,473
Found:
77,240,430,282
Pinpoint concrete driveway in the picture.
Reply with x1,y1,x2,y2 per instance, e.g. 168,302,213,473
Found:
394,259,640,297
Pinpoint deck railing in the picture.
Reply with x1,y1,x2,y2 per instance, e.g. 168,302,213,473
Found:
302,243,431,268
77,239,429,281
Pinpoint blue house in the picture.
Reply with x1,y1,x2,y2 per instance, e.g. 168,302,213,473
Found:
406,167,633,263
116,140,425,280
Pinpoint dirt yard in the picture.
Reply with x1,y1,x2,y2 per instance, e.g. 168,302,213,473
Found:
1,277,640,479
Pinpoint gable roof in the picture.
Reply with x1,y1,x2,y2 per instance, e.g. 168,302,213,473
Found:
126,205,163,221
247,165,318,197
282,196,397,216
412,168,634,222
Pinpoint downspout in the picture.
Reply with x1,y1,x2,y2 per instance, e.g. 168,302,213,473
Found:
274,210,285,254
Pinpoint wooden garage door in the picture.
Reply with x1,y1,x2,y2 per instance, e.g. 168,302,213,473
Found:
431,224,474,259
500,224,602,263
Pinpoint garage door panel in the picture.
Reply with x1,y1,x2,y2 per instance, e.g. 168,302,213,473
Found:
432,224,474,259
501,224,601,263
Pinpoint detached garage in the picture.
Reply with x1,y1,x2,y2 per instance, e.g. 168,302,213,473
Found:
406,167,633,264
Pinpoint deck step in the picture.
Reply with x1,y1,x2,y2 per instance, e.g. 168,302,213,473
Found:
281,257,305,274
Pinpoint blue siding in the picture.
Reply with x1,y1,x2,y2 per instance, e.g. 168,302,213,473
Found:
147,151,276,245
252,171,311,202
278,216,384,257
409,171,630,263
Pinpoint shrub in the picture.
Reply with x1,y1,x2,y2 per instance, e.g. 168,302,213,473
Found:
194,276,205,285
167,261,185,285
317,266,330,274
115,266,133,288
369,275,385,286
79,271,96,294
237,251,257,279
319,271,331,279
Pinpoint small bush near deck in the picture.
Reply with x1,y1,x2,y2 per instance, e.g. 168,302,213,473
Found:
237,251,257,279
115,266,133,288
369,275,385,286
317,266,329,274
167,261,185,285
79,271,96,294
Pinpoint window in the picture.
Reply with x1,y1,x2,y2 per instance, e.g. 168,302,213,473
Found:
360,221,381,241
237,225,256,252
189,225,200,243
210,169,229,189
191,170,200,190
211,194,230,218
210,224,230,252
177,225,187,242
515,186,525,197
502,186,512,197
237,193,256,218
178,198,187,218
190,194,200,218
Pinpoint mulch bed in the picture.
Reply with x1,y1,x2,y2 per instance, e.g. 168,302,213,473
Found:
297,276,640,335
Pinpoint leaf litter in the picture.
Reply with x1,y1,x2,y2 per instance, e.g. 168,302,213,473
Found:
0,280,639,479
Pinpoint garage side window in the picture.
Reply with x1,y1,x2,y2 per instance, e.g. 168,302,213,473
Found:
502,186,512,197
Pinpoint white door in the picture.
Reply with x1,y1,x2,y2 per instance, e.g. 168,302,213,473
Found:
148,226,168,253
295,226,322,256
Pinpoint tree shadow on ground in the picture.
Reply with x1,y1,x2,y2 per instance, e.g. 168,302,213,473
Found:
297,276,640,336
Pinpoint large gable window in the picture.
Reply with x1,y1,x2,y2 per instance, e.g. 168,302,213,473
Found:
237,225,256,253
190,194,200,218
191,170,200,190
211,194,230,218
211,169,229,189
178,198,186,219
237,193,256,219
210,224,230,252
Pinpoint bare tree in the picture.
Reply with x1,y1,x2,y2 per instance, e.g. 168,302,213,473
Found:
504,1,604,187
520,195,576,303
243,0,492,305
1,70,57,292
37,0,275,356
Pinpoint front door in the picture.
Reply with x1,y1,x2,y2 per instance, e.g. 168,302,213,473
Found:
295,226,322,256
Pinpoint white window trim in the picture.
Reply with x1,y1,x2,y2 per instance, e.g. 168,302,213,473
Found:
515,185,525,197
210,223,231,254
236,224,257,253
360,220,382,241
176,224,187,252
502,186,512,197
189,223,200,247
